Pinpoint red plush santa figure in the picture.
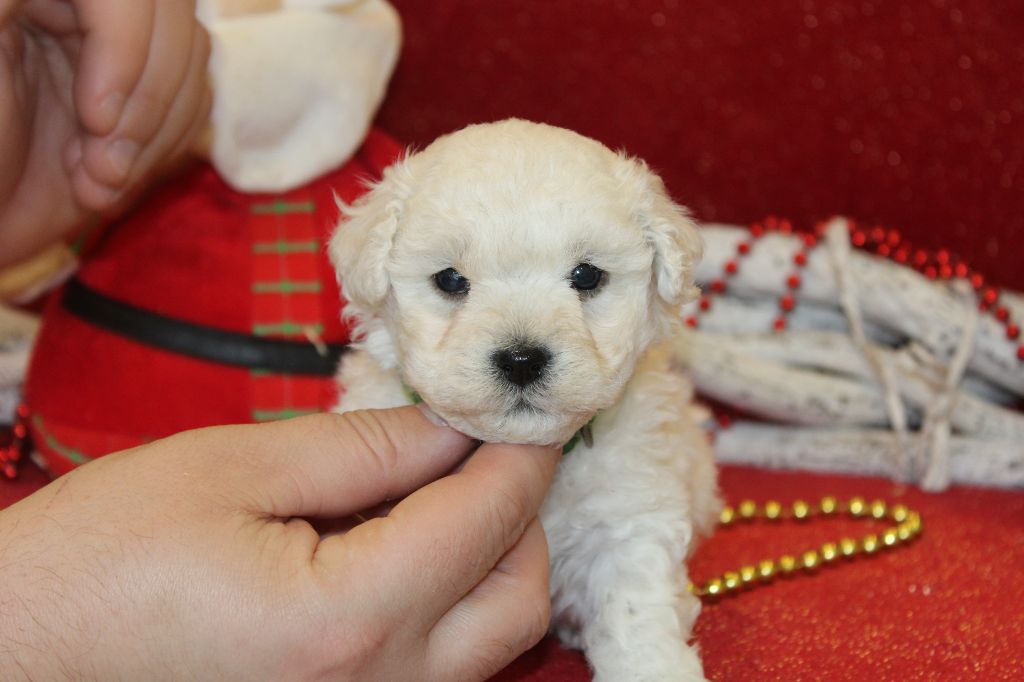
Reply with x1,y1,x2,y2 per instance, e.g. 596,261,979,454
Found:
21,0,404,475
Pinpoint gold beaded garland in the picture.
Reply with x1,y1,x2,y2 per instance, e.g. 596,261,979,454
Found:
690,497,924,600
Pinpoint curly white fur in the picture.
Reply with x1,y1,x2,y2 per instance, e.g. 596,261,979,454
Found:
330,119,720,681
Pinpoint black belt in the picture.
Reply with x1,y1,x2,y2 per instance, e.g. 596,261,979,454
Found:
62,277,347,376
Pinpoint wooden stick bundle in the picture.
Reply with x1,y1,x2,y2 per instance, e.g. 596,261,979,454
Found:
684,221,1024,491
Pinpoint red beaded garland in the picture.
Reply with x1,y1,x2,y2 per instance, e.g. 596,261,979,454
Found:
0,404,29,479
687,215,1023,363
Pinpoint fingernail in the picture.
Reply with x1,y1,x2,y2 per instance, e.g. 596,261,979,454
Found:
97,92,126,130
106,139,139,179
415,403,449,428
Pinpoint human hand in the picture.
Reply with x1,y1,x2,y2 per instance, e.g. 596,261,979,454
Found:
0,0,210,266
0,406,560,681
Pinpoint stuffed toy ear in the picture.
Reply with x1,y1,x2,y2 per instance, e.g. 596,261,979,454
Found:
328,158,412,312
616,155,703,307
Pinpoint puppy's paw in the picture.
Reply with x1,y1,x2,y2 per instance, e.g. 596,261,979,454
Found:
589,642,707,682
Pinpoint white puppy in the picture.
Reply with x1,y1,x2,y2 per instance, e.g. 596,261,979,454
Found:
329,119,720,681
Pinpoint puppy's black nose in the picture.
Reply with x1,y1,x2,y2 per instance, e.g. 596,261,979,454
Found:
494,346,550,388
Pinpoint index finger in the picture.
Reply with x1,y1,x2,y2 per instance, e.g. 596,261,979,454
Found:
73,0,156,134
316,441,560,628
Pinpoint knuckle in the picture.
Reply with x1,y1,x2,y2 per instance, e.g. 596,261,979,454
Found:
323,620,393,677
465,604,549,682
484,482,532,547
340,409,402,483
464,639,517,682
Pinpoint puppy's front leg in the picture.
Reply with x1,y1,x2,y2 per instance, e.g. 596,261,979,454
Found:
545,501,708,682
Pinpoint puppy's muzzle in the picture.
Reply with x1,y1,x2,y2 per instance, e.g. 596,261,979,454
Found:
493,345,550,388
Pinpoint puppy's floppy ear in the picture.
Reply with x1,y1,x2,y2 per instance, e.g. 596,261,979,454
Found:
328,157,413,311
615,155,703,306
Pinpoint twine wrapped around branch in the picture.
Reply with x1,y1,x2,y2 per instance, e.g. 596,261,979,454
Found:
682,218,1024,492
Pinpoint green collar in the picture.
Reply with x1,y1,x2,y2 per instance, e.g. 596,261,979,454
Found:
561,417,596,454
403,384,595,454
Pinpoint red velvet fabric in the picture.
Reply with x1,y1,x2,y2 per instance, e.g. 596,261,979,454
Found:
379,0,1024,292
3,2,1023,680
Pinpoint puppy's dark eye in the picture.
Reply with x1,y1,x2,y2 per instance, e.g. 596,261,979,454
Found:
569,263,604,292
433,267,470,295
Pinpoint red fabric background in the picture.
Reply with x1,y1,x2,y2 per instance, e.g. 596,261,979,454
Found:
379,0,1024,291
3,1,1023,680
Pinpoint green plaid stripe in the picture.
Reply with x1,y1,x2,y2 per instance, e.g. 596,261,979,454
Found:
250,200,316,215
252,322,324,336
32,415,93,464
252,280,322,294
252,240,319,254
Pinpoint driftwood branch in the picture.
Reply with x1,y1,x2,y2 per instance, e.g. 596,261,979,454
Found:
697,223,1024,396
0,304,39,424
714,422,1024,490
684,221,1024,491
683,330,1024,441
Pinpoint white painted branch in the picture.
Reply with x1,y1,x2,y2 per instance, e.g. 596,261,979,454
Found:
0,305,38,388
0,304,38,424
960,375,1019,406
680,295,904,345
696,222,1024,396
675,330,893,427
713,422,1024,489
0,304,39,345
696,330,1024,440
